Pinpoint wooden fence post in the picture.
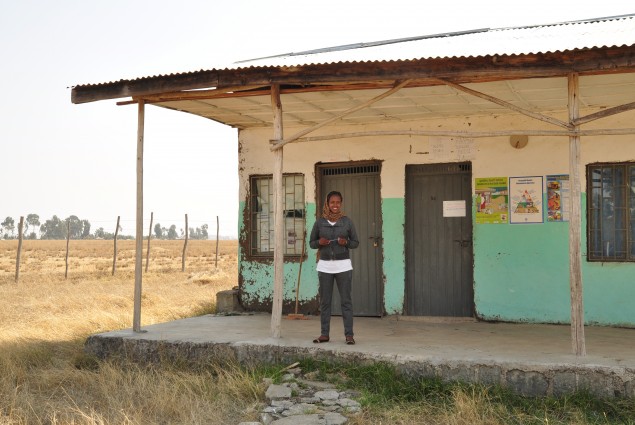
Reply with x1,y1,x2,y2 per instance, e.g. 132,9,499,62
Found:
215,215,219,269
145,212,153,273
182,213,188,272
65,219,70,279
112,216,120,276
15,216,24,283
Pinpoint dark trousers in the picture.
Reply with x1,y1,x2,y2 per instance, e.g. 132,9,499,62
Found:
318,270,354,337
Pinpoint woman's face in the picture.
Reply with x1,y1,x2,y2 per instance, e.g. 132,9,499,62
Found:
328,195,342,214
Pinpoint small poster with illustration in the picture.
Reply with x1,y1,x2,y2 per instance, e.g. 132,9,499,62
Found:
509,176,543,224
546,174,569,222
475,177,508,224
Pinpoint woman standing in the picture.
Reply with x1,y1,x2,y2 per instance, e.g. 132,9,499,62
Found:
309,191,359,345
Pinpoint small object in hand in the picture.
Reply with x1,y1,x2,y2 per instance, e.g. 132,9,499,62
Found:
319,237,330,246
337,236,347,246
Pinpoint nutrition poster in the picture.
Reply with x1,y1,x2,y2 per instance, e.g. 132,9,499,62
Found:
509,176,543,224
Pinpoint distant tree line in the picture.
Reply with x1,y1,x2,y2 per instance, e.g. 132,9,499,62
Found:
153,223,209,240
1,214,210,240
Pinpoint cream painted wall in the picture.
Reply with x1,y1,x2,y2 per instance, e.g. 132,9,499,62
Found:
238,108,635,199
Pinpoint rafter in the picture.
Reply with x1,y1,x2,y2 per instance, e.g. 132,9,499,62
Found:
287,128,635,144
437,78,572,129
270,80,412,151
133,84,269,103
574,101,635,125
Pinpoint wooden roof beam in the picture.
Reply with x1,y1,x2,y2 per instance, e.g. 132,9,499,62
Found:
437,78,573,129
270,79,412,151
71,46,635,104
134,84,270,103
574,101,635,125
289,128,635,144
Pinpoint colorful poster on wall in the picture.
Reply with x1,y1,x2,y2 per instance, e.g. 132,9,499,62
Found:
546,174,570,222
509,176,543,224
475,177,509,224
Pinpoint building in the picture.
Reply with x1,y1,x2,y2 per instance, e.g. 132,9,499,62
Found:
72,15,635,353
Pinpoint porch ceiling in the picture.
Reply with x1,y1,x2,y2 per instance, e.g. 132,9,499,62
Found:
154,73,635,129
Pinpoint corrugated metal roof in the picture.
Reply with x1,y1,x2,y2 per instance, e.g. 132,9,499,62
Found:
234,15,635,68
73,15,635,90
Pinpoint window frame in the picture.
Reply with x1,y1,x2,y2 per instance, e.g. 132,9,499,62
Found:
248,173,306,258
586,161,635,262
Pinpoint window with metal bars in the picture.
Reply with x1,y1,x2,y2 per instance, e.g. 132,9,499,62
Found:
249,174,305,256
587,163,635,262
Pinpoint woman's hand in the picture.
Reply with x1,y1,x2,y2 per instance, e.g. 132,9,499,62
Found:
319,237,330,246
337,236,347,246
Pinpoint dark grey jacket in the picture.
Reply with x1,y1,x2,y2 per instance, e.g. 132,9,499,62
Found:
309,216,359,261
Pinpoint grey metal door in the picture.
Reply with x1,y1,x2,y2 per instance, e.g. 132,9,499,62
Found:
320,162,383,316
405,163,474,316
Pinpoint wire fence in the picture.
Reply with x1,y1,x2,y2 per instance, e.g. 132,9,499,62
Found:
11,213,231,283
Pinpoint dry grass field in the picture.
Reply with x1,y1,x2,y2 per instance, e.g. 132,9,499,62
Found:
0,239,267,425
1,240,632,424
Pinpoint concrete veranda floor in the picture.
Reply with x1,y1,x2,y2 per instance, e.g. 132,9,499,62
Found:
85,313,635,397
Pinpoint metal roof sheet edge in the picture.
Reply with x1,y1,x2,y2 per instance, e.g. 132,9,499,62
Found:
71,14,635,90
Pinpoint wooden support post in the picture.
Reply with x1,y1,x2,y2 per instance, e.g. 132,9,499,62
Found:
568,73,586,356
112,216,120,276
15,216,24,283
182,213,188,272
271,84,285,338
215,215,219,269
133,100,145,333
145,212,153,272
65,219,70,279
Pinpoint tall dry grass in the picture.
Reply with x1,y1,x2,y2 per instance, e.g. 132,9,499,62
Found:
0,239,265,425
2,240,629,424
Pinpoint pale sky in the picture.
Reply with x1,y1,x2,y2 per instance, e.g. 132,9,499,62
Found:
1,1,631,237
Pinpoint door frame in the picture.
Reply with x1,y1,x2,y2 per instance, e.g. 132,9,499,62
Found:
404,161,475,317
315,160,385,316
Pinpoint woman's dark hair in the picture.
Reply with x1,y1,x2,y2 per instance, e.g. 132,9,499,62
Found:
326,191,343,203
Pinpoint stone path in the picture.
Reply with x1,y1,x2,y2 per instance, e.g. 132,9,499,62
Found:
238,366,362,425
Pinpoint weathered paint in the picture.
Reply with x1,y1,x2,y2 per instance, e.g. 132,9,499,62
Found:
236,106,635,326
580,196,635,327
473,194,572,323
382,198,405,314
475,193,635,327
238,201,320,313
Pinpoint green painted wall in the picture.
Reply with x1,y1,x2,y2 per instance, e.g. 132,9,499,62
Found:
382,198,406,314
580,197,635,326
474,193,635,326
238,201,319,309
239,193,635,326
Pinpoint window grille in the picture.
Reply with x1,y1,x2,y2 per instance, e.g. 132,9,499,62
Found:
407,162,472,176
322,164,380,176
250,174,305,256
587,162,635,262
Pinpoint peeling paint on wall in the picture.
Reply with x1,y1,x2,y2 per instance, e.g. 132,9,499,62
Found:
238,201,320,314
474,193,635,327
382,198,406,314
237,112,635,326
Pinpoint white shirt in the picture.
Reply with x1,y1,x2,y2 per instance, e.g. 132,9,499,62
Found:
316,220,353,273
316,258,353,274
